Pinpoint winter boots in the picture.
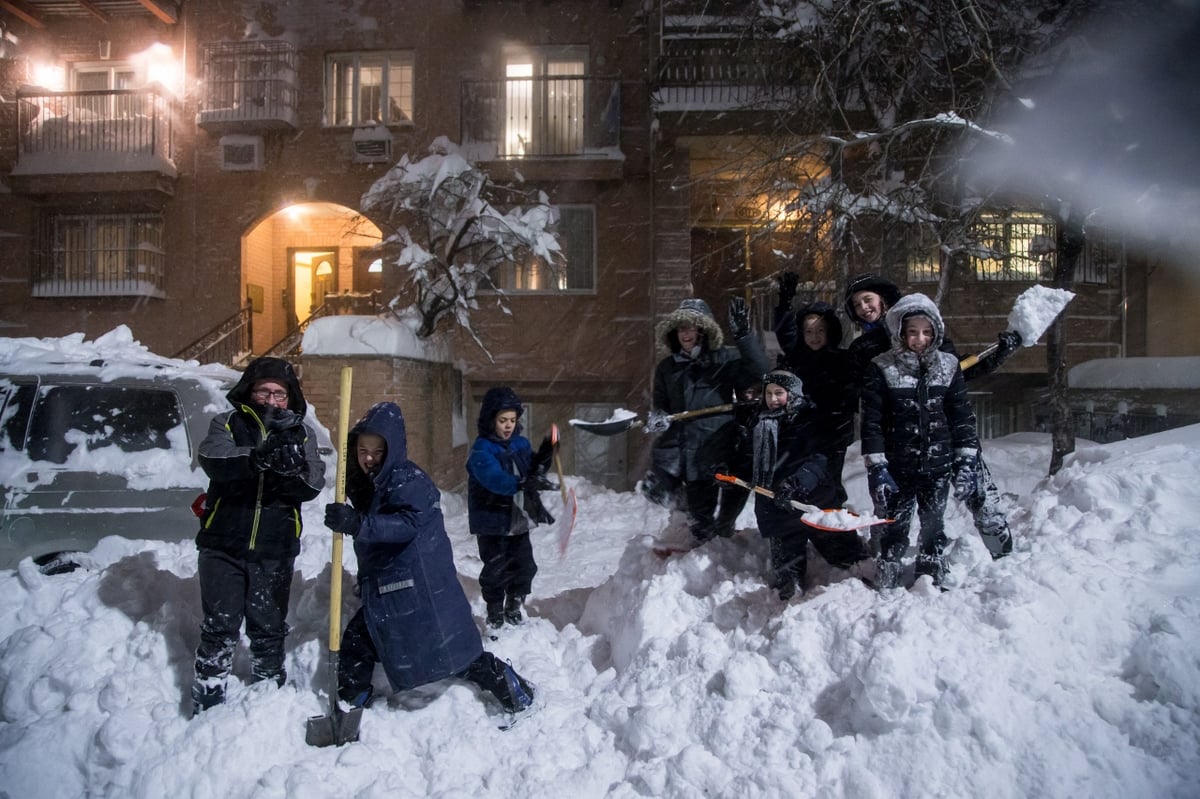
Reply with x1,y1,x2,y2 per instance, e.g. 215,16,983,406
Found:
504,594,526,625
485,601,505,629
874,557,903,591
914,553,947,588
461,651,536,714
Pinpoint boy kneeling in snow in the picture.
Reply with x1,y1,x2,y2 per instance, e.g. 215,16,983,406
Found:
323,402,535,719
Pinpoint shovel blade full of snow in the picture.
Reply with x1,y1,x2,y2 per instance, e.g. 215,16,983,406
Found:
570,403,737,436
306,366,363,748
714,474,890,532
960,285,1075,370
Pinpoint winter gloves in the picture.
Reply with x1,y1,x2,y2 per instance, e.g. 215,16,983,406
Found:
727,297,751,340
323,502,362,537
868,464,899,510
773,456,827,510
251,408,308,477
530,434,555,476
644,409,672,434
996,330,1023,357
251,436,307,476
952,452,980,501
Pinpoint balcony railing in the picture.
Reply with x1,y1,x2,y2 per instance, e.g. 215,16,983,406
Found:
197,40,298,131
461,76,621,159
653,10,810,110
14,87,175,175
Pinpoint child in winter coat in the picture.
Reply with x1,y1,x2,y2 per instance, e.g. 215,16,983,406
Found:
642,297,770,544
323,402,536,720
773,294,858,506
466,387,555,629
191,356,326,715
707,370,870,600
844,272,1017,559
860,294,981,589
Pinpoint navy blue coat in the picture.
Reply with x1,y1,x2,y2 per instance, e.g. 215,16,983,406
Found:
346,402,482,691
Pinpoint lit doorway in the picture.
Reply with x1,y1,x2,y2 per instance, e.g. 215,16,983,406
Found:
288,249,337,328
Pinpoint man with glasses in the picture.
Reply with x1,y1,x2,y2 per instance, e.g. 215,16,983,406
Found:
190,356,326,716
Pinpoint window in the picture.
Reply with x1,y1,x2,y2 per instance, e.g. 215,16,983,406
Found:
503,47,586,156
34,213,166,298
492,205,595,292
970,210,1056,282
23,385,182,463
201,41,297,122
71,63,136,119
1076,236,1122,285
326,52,414,126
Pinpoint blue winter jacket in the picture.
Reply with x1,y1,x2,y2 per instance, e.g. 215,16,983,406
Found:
345,402,482,690
466,387,535,536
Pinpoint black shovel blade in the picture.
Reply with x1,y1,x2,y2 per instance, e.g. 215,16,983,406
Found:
305,705,363,747
569,416,640,436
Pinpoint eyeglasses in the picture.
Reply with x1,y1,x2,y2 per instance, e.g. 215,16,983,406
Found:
252,389,289,402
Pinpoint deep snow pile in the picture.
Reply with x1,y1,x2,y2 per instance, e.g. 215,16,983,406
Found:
1,429,1199,798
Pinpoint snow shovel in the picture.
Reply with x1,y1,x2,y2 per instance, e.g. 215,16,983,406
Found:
549,423,578,558
959,285,1075,370
306,366,363,748
714,473,889,532
570,403,738,436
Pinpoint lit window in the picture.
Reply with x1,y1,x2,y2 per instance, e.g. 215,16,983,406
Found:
971,210,1056,282
503,47,586,156
492,205,595,292
34,213,165,298
325,52,414,127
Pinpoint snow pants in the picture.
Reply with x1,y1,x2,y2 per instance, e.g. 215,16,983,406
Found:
875,472,951,563
963,457,1013,558
475,533,538,606
192,548,294,711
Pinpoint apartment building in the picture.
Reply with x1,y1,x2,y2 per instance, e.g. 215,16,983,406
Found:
1,0,1195,488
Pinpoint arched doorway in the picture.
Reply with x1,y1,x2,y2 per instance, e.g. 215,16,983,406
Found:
241,202,382,354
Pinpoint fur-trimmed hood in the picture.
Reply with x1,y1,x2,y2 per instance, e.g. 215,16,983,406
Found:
656,298,724,354
886,293,945,351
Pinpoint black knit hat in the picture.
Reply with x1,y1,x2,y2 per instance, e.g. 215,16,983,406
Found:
844,273,903,323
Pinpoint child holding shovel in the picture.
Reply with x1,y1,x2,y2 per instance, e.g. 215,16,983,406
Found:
705,370,871,600
323,402,536,725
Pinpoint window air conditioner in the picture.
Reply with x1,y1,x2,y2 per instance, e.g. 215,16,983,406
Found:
352,123,393,164
218,135,264,171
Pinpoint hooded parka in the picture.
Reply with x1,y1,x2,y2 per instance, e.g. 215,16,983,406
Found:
196,357,325,559
346,402,483,690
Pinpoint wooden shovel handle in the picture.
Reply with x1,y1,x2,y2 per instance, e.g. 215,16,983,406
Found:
329,366,353,653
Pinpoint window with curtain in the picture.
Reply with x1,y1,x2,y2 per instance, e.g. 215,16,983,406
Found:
325,52,414,126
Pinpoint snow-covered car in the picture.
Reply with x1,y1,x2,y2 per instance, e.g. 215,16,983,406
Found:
0,337,240,574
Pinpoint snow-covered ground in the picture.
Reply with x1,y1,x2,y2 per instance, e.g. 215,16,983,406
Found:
3,417,1199,797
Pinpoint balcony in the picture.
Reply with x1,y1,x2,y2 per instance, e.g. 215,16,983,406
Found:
197,41,298,133
652,14,809,112
12,87,177,198
460,76,622,181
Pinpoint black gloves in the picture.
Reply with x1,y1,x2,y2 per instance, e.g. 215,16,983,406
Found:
530,434,555,476
997,330,1022,357
519,473,557,493
728,297,750,339
776,271,799,310
773,460,824,510
868,464,899,509
324,502,362,537
952,452,980,501
251,437,306,477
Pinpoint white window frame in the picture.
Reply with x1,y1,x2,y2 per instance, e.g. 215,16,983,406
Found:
502,46,587,157
325,51,414,127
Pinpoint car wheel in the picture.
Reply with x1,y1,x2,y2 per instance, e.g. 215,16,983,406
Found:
33,551,85,576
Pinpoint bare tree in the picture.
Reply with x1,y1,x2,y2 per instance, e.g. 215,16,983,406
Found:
360,137,564,354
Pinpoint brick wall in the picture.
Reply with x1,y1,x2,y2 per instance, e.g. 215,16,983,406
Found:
301,354,466,490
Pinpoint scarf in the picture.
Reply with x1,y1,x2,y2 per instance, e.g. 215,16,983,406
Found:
752,407,786,488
